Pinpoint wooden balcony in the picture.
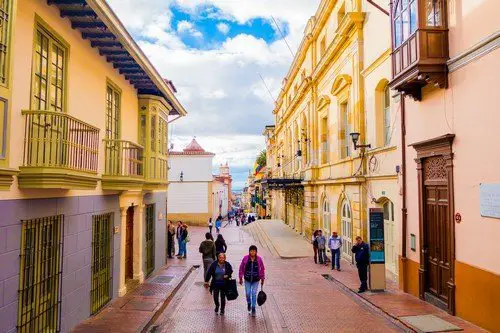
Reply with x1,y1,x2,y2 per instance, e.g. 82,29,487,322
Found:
19,110,100,189
102,139,145,190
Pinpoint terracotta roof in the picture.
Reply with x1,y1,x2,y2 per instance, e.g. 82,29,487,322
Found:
169,138,214,156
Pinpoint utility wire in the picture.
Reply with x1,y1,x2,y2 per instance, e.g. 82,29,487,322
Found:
271,16,295,58
258,73,277,103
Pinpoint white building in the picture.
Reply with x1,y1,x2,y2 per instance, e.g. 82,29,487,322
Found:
167,139,215,225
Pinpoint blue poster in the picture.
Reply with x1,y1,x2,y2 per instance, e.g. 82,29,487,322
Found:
369,208,385,263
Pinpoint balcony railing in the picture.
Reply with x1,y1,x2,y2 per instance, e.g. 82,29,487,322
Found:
104,139,144,178
22,110,99,173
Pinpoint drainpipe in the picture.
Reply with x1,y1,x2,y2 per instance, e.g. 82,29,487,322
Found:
400,93,408,292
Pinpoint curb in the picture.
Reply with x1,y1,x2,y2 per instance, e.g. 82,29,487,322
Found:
141,265,199,333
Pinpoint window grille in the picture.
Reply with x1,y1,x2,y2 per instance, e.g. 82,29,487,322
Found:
17,215,64,333
90,213,114,315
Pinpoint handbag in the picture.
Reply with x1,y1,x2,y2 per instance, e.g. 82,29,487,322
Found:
186,235,190,243
257,288,267,306
224,279,239,301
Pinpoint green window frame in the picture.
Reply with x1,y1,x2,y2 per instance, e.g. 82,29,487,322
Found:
31,24,67,112
0,0,13,86
90,213,114,315
18,215,64,333
105,83,120,140
145,204,155,277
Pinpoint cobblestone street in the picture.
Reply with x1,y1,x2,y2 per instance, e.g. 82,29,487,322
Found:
149,223,407,333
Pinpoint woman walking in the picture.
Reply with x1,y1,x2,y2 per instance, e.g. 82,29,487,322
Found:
204,253,233,315
215,234,227,257
239,245,265,317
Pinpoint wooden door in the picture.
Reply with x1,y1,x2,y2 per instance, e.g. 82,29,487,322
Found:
125,207,134,279
424,184,451,306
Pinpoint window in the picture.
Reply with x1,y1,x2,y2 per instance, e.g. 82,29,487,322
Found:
151,115,156,152
106,84,120,139
32,25,67,112
425,0,442,26
320,117,328,164
18,215,64,332
322,198,331,236
383,86,391,146
145,204,155,277
340,102,350,158
393,0,417,47
0,0,13,86
340,200,353,260
91,213,113,315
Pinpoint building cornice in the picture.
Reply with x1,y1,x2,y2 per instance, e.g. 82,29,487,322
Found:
447,31,500,73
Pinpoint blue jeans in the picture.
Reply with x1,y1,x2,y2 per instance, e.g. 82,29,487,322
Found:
177,239,182,255
244,281,259,308
331,248,341,269
179,240,187,256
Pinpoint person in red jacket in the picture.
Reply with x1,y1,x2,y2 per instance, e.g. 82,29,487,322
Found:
239,245,265,317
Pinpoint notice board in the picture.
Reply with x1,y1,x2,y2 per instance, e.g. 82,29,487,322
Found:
369,208,385,263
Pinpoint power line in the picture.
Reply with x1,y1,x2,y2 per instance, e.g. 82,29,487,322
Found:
258,73,276,103
271,16,295,58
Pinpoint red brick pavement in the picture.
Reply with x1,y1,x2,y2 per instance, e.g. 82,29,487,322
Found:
152,224,408,333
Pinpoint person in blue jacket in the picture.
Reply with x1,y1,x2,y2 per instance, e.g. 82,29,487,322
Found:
351,236,370,293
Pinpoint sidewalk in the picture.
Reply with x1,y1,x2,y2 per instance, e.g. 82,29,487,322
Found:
251,219,486,333
71,227,207,333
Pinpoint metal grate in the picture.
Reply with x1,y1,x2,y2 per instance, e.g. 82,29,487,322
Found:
17,215,64,333
90,213,114,315
145,204,155,277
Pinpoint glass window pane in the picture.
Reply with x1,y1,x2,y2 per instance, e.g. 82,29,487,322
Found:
402,9,409,41
410,0,417,33
394,15,402,47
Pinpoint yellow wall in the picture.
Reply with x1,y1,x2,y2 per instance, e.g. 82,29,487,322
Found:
4,0,140,199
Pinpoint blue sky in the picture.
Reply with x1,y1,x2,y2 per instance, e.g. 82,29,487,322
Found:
107,0,320,190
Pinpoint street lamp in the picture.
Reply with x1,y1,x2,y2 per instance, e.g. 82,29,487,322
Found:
350,132,371,150
180,171,184,182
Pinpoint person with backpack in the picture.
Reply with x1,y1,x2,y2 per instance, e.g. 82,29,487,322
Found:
215,234,227,257
199,232,216,276
204,253,233,315
239,245,265,317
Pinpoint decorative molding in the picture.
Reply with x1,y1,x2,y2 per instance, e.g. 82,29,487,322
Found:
448,31,500,73
361,48,391,77
18,168,99,190
0,168,19,190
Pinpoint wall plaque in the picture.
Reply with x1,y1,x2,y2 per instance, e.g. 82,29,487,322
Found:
480,183,500,219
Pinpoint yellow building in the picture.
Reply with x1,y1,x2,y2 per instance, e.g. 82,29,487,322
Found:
267,0,400,274
0,0,186,331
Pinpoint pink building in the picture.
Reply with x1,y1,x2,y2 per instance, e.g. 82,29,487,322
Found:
389,0,499,331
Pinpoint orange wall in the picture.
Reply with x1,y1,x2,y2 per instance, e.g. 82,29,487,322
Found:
4,0,140,199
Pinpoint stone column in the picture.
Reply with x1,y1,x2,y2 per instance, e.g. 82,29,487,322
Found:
118,207,127,297
133,204,145,283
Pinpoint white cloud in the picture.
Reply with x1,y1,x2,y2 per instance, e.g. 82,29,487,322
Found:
216,22,230,35
106,0,321,186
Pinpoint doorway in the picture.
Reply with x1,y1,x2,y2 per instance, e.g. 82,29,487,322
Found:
412,134,455,314
125,206,134,280
340,200,353,262
383,200,398,277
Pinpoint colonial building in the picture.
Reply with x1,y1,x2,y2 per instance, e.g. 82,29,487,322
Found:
389,0,499,330
214,162,233,215
0,0,187,332
167,138,215,225
266,0,400,274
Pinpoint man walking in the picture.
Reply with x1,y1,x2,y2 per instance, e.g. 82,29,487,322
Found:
328,231,342,271
199,232,216,276
316,230,327,265
352,236,370,293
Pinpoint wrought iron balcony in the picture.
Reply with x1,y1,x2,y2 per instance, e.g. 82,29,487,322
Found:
102,139,145,190
19,110,100,189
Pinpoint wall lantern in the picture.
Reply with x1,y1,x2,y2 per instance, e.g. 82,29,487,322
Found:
350,132,371,150
180,171,184,182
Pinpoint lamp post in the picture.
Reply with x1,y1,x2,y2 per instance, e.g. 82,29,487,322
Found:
350,132,371,150
180,171,184,182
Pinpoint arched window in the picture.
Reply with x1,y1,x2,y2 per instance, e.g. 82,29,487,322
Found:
383,86,391,146
322,198,330,236
341,200,353,260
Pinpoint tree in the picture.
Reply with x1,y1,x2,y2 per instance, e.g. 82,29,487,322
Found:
256,150,267,167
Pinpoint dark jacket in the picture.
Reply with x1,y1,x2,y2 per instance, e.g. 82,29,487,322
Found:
215,239,227,254
199,240,216,260
352,242,370,265
180,229,188,241
205,261,233,292
176,226,183,239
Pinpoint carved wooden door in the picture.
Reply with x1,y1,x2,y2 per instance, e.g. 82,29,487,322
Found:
125,207,134,279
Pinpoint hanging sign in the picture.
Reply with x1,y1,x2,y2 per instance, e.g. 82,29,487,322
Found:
369,208,385,263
